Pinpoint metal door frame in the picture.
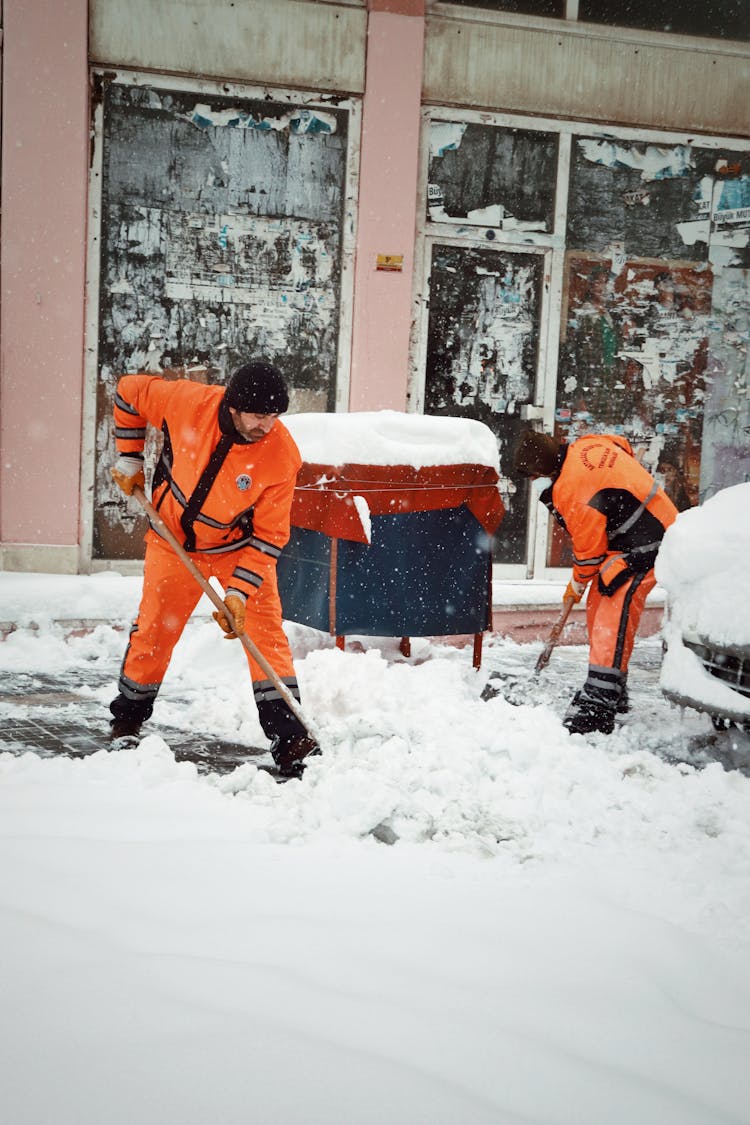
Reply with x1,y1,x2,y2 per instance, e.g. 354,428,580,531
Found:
413,233,553,580
410,105,570,580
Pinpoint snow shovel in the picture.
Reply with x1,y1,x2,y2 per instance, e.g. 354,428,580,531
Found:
482,595,577,705
131,485,316,741
534,594,576,674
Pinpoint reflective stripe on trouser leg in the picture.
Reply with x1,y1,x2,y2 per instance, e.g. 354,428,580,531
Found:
253,678,302,707
254,678,306,741
587,568,656,674
581,664,626,707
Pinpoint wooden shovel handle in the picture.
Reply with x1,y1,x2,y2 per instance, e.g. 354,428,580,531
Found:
534,595,576,674
131,486,314,738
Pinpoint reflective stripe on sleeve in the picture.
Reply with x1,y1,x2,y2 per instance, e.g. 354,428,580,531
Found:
114,392,141,416
573,553,607,568
248,536,282,559
114,426,147,441
231,566,263,588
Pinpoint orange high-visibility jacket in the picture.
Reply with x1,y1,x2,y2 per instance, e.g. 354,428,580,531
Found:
114,374,302,601
545,433,678,592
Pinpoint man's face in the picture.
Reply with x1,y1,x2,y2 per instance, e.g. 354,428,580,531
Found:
229,408,280,442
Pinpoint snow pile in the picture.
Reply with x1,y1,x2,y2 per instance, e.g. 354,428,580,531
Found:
284,410,500,471
656,482,750,648
657,483,750,719
0,571,145,629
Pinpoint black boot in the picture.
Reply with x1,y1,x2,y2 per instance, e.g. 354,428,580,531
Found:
563,666,624,736
563,690,616,735
616,682,629,715
270,734,322,778
109,690,154,750
255,687,321,777
109,717,143,749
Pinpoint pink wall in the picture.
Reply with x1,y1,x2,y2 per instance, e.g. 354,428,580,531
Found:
0,0,425,554
0,0,89,546
348,9,425,412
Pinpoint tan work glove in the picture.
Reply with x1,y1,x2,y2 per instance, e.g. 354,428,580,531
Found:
111,456,145,496
213,593,246,639
563,578,585,604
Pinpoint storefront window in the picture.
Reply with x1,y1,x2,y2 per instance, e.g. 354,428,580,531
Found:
436,1,749,41
420,114,750,573
580,0,750,42
441,1,565,14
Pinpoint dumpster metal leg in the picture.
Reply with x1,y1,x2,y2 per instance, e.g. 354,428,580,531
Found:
328,539,339,634
399,637,411,658
336,635,346,652
473,632,483,670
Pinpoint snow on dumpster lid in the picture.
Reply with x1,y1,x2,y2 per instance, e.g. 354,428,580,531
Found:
284,410,500,472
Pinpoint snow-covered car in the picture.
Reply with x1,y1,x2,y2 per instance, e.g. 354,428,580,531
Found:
656,482,750,731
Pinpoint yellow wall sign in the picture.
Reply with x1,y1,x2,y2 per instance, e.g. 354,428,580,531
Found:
376,254,404,272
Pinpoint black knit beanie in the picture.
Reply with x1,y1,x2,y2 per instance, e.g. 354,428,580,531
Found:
513,430,562,478
225,362,289,414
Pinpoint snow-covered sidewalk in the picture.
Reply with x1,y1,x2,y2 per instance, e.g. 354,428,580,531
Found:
1,572,749,1125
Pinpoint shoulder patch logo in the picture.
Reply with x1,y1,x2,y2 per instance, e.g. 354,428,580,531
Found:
236,473,252,492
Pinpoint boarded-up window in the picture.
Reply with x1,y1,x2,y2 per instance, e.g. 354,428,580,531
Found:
442,1,565,14
557,139,750,532
93,80,350,560
427,122,558,233
550,254,713,564
424,243,544,564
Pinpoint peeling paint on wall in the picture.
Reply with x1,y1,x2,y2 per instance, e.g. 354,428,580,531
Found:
429,122,467,159
557,256,712,513
189,104,338,135
93,81,350,559
569,137,750,266
577,139,695,182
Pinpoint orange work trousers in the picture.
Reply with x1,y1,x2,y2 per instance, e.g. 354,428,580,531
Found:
121,532,296,692
586,566,656,675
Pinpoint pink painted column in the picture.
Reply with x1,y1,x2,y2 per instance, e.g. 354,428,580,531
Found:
348,1,425,412
0,0,89,549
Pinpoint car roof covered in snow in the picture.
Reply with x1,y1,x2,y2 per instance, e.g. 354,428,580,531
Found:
656,481,750,649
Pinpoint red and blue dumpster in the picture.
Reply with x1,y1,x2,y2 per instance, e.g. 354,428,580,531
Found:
278,412,504,667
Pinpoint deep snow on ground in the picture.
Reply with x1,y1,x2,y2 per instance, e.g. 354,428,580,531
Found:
1,573,750,1125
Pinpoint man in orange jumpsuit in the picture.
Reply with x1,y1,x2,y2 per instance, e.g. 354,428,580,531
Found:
109,361,320,777
514,429,678,734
